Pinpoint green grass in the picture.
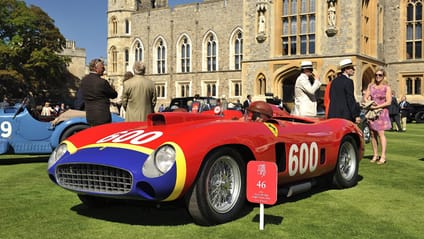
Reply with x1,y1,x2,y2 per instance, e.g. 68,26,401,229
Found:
1,124,423,239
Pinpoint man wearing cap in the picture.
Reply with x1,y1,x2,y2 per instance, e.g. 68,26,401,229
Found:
292,61,321,117
327,59,361,123
80,58,118,126
122,61,156,122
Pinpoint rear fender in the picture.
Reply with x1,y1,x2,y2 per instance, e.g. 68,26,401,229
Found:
50,117,88,148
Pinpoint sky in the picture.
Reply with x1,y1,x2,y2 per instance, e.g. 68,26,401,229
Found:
24,0,198,64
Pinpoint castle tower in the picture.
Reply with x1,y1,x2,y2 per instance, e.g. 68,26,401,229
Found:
136,0,168,11
107,0,138,84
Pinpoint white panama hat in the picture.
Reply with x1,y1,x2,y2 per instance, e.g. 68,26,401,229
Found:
339,59,355,69
300,61,313,70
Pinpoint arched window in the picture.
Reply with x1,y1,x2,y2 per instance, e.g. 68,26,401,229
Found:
229,29,243,70
111,17,118,35
154,38,167,74
256,74,266,95
134,41,143,62
109,46,118,73
205,33,217,71
234,31,243,70
177,35,191,73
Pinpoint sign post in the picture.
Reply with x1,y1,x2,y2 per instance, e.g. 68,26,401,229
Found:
246,161,278,230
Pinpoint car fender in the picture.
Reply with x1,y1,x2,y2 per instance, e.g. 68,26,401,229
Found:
50,117,88,148
50,114,124,148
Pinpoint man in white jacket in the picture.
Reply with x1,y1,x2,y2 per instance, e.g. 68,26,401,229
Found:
292,61,321,117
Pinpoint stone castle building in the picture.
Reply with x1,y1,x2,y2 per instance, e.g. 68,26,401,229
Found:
60,40,87,80
107,0,424,110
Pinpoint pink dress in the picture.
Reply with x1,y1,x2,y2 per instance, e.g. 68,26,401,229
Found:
368,84,391,131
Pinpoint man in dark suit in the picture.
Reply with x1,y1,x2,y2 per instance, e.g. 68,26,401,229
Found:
243,95,251,113
399,95,409,131
328,59,361,123
80,58,117,126
389,91,401,131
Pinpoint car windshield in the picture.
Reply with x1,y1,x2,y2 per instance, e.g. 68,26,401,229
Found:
167,97,217,112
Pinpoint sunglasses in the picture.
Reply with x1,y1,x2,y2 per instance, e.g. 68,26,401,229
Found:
375,73,384,77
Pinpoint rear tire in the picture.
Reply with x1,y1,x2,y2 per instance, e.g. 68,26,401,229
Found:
333,136,359,188
187,147,246,225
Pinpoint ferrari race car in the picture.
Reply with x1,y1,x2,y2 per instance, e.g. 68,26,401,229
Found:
0,99,123,154
47,104,364,225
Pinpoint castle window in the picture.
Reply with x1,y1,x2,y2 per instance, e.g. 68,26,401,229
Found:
177,36,191,73
111,17,118,35
125,19,130,34
177,82,191,97
125,49,129,67
134,41,143,62
230,29,243,70
203,81,217,97
206,34,217,71
110,46,118,73
405,76,422,95
156,83,166,98
281,0,316,56
406,0,423,59
231,80,242,97
154,38,167,74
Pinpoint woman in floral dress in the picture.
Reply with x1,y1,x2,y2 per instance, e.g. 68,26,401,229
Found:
364,67,392,164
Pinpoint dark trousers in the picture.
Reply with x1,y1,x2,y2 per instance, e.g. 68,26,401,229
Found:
390,113,401,131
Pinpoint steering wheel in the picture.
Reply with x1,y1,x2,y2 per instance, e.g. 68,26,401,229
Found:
12,98,28,119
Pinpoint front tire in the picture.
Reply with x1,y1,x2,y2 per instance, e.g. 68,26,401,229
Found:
187,147,246,226
333,136,359,188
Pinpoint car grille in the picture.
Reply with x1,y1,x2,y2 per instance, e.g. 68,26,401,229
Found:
55,164,132,194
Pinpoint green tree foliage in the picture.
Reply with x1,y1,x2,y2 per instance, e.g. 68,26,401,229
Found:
0,0,76,104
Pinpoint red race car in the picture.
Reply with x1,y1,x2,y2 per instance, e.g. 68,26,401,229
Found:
47,103,364,225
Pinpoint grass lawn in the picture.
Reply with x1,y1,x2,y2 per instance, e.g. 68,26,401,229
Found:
1,124,423,239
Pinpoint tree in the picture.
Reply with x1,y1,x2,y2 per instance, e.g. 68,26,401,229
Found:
0,0,76,104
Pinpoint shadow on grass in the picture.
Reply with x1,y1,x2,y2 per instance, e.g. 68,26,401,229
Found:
71,201,194,226
251,214,284,225
70,173,364,226
72,199,254,226
0,155,49,165
273,173,364,205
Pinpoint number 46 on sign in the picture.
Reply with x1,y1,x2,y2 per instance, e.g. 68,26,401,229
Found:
246,161,277,205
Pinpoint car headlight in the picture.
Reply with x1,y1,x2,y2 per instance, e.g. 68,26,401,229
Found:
143,145,176,178
47,143,68,169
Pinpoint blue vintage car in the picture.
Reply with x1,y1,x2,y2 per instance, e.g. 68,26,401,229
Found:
0,99,123,154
